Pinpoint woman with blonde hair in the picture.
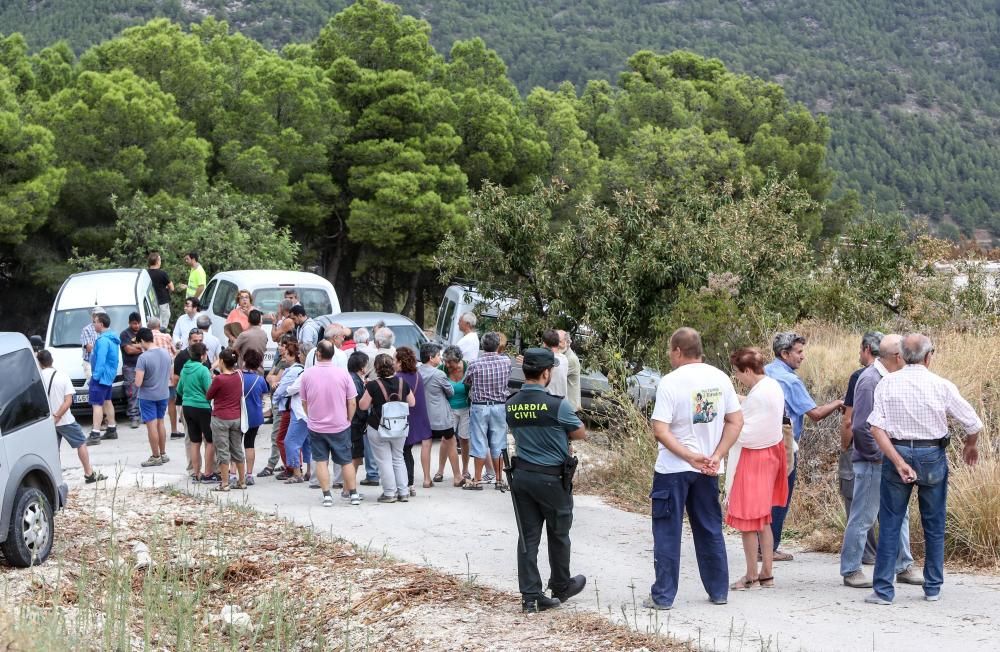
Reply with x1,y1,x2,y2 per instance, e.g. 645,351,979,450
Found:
726,347,788,590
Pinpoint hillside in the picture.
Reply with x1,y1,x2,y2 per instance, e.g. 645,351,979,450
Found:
2,0,998,238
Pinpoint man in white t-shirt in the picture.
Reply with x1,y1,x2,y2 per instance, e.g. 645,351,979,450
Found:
305,323,348,369
456,312,480,363
644,328,743,611
542,329,569,397
36,350,106,484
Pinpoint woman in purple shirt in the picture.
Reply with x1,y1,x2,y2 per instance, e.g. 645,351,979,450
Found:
396,347,431,494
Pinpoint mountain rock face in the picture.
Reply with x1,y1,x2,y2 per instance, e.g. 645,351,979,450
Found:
2,0,997,236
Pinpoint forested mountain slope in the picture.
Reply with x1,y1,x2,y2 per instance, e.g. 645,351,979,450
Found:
2,0,998,236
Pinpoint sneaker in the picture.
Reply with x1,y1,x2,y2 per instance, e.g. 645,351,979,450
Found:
896,568,925,586
309,480,320,489
396,493,409,503
86,432,102,446
84,471,107,484
160,454,170,463
129,418,140,429
522,595,561,613
377,495,397,504
642,596,672,611
331,482,343,489
245,474,255,486
170,431,185,439
201,473,221,483
341,491,364,501
843,570,873,588
322,495,334,507
100,427,118,440
140,456,163,467
551,575,586,603
862,556,876,566
864,592,892,605
925,593,941,602
710,596,728,605
350,493,361,506
359,478,380,486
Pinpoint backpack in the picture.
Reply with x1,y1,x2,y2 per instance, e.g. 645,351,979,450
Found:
375,378,411,439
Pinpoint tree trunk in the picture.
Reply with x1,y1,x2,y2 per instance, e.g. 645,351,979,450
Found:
381,271,396,313
401,271,420,318
414,273,426,328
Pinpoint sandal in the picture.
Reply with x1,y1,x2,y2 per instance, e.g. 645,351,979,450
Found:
758,576,775,588
432,473,444,483
461,479,483,491
284,475,305,484
257,467,274,477
730,576,758,591
453,480,464,487
212,484,231,493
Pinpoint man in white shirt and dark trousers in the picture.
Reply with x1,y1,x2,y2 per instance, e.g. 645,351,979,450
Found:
36,350,106,484
866,333,981,605
644,328,743,610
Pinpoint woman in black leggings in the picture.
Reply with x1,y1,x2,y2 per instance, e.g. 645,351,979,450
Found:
176,342,214,482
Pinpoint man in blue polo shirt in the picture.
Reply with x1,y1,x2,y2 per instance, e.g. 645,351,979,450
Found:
764,332,844,561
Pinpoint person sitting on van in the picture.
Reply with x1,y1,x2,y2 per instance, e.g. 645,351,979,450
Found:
147,251,174,327
226,289,255,330
120,312,144,429
80,305,107,382
86,312,120,446
135,327,173,467
37,350,107,484
358,353,416,503
290,305,321,356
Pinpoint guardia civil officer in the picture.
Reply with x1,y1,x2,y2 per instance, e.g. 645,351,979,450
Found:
505,348,588,613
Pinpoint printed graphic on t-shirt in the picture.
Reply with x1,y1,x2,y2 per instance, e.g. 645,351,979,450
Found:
692,389,721,424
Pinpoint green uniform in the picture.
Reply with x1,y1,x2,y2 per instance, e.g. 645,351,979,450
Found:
506,383,583,599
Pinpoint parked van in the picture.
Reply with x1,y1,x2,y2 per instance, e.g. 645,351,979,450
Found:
201,270,340,369
44,269,158,412
432,284,659,413
0,332,68,566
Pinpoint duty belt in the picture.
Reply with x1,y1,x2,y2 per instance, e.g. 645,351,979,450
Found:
512,458,563,476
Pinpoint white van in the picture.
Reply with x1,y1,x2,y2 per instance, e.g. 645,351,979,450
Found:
201,270,340,368
44,269,158,411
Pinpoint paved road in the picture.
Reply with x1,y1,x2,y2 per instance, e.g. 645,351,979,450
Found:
64,421,1000,652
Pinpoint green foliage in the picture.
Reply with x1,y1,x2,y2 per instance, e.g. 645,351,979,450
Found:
0,68,65,245
72,187,300,294
440,179,814,371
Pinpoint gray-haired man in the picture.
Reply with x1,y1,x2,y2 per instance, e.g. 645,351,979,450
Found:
840,334,920,588
839,332,883,566
457,312,480,363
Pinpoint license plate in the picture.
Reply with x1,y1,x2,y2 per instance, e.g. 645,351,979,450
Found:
73,394,89,404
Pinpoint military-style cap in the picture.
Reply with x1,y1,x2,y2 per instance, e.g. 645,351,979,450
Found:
522,347,559,368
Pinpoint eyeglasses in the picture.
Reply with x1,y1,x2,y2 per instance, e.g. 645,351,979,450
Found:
189,329,202,335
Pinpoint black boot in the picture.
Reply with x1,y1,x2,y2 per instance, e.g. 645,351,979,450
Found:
522,594,561,613
551,575,587,603
101,426,118,440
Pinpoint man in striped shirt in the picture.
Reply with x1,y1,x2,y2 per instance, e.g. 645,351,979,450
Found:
464,332,511,489
866,333,981,606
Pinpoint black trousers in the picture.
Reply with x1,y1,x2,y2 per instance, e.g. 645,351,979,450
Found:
511,469,574,597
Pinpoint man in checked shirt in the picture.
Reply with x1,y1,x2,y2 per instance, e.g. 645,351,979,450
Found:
865,333,982,606
463,332,512,490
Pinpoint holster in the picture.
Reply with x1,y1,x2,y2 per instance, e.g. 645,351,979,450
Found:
562,456,579,492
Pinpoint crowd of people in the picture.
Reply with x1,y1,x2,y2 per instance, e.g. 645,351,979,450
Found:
645,327,981,610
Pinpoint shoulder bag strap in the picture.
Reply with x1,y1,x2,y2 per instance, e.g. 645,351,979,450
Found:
375,379,390,401
45,369,57,400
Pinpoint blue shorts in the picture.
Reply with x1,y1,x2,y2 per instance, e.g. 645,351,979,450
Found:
140,398,168,423
88,380,113,406
56,423,87,449
469,403,508,460
309,427,353,466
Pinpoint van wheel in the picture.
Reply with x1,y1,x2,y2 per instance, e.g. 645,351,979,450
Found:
1,486,54,567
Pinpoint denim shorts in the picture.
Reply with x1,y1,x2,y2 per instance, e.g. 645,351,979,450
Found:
88,380,113,406
310,427,353,466
56,423,87,449
469,403,508,459
139,398,168,422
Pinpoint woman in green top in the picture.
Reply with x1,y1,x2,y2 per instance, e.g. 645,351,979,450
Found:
176,342,214,482
440,345,472,481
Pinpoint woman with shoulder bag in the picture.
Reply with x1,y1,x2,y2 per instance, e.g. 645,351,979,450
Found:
206,349,247,491
397,347,432,494
240,348,268,485
358,354,415,503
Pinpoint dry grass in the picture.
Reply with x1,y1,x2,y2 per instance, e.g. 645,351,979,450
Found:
590,321,1000,568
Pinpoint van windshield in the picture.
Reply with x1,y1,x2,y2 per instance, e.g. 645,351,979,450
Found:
50,306,136,347
253,288,332,318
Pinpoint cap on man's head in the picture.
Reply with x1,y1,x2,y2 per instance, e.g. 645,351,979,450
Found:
522,347,559,369
91,305,107,315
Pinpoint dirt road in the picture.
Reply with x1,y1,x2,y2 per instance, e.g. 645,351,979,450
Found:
70,422,1000,651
